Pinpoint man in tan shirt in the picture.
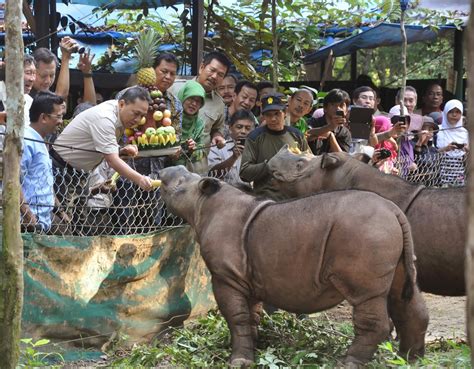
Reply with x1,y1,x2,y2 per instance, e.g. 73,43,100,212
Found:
52,86,153,191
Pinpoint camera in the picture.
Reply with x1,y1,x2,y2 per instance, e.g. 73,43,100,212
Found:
336,110,344,117
71,44,86,54
378,148,392,160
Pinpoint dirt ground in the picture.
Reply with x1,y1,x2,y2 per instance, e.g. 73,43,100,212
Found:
325,293,467,341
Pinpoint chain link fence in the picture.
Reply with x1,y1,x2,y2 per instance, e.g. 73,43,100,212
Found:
0,149,468,237
395,151,467,188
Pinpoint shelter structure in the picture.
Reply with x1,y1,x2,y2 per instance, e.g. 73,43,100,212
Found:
303,21,466,99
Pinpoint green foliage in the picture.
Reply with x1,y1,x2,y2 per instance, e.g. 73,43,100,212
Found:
334,35,454,86
109,309,470,368
19,338,64,368
92,1,464,85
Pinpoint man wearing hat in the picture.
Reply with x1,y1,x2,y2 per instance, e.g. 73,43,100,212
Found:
240,92,309,200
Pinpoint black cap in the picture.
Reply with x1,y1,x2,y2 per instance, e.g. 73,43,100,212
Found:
261,93,287,113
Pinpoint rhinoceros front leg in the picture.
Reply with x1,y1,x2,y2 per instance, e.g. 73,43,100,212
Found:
345,296,391,366
212,277,254,367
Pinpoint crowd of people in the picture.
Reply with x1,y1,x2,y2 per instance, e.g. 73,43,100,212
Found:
0,39,469,235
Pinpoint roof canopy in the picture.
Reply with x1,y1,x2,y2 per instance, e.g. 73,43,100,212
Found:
303,22,456,65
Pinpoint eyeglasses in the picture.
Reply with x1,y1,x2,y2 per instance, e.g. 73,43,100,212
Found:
46,113,64,120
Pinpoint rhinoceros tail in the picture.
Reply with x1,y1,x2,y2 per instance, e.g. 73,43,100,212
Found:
395,209,417,301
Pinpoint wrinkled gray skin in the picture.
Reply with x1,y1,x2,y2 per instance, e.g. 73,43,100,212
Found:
268,147,466,296
159,165,428,368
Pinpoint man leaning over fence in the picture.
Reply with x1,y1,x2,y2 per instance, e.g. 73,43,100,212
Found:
51,86,154,191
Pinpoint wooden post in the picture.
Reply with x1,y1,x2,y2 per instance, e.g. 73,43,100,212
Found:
454,29,464,100
191,0,203,76
0,0,25,368
465,0,474,362
350,51,357,83
33,0,50,49
271,0,278,88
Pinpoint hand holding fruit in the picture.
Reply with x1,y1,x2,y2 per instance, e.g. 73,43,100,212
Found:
120,144,139,157
137,175,153,191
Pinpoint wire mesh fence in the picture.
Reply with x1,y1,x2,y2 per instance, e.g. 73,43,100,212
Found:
395,150,467,188
9,160,186,236
0,149,468,237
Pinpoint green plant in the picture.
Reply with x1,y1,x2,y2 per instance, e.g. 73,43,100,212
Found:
19,338,64,368
109,309,471,368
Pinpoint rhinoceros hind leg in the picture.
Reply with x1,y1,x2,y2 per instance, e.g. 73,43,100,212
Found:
344,296,391,365
388,263,429,361
212,278,255,365
248,298,263,343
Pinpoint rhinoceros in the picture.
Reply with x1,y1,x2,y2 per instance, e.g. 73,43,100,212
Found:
267,147,466,296
159,165,428,367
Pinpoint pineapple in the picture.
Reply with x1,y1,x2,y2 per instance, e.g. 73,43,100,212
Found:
135,29,160,88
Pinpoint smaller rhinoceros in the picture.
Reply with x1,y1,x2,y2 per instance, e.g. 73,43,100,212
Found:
159,165,428,367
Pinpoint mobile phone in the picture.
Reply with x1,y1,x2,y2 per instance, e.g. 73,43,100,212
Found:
390,115,411,126
236,138,246,146
378,148,392,160
453,142,465,149
336,110,344,117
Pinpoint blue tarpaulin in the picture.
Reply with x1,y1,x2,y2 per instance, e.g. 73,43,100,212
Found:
303,22,456,65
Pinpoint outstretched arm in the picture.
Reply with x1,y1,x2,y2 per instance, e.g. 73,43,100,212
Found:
78,48,97,105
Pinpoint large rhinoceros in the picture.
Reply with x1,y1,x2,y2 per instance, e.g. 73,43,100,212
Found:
159,165,428,367
267,147,466,296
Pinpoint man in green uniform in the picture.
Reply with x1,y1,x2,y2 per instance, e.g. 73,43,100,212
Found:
240,93,309,200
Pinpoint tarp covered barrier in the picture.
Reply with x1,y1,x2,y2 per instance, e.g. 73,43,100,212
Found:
22,226,215,348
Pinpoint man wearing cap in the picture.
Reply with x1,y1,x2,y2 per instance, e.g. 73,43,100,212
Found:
240,93,309,200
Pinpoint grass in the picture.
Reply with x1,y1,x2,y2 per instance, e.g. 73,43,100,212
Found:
108,309,471,368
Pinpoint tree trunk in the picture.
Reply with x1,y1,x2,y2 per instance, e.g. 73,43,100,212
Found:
399,8,408,116
271,0,278,88
0,1,25,368
466,0,474,363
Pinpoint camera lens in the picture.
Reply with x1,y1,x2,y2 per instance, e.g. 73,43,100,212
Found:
71,45,86,54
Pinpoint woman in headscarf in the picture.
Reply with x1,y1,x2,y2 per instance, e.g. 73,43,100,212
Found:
172,80,206,173
436,99,468,186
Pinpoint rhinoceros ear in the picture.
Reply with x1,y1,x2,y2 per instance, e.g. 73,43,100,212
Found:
198,178,222,196
321,153,342,169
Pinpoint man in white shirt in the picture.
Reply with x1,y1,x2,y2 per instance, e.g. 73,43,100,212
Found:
208,109,255,186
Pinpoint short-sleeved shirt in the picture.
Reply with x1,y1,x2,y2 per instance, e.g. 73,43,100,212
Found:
54,100,123,171
208,140,246,186
307,115,352,155
21,126,54,230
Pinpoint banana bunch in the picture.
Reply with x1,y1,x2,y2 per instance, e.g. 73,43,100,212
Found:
288,146,302,155
137,126,178,149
